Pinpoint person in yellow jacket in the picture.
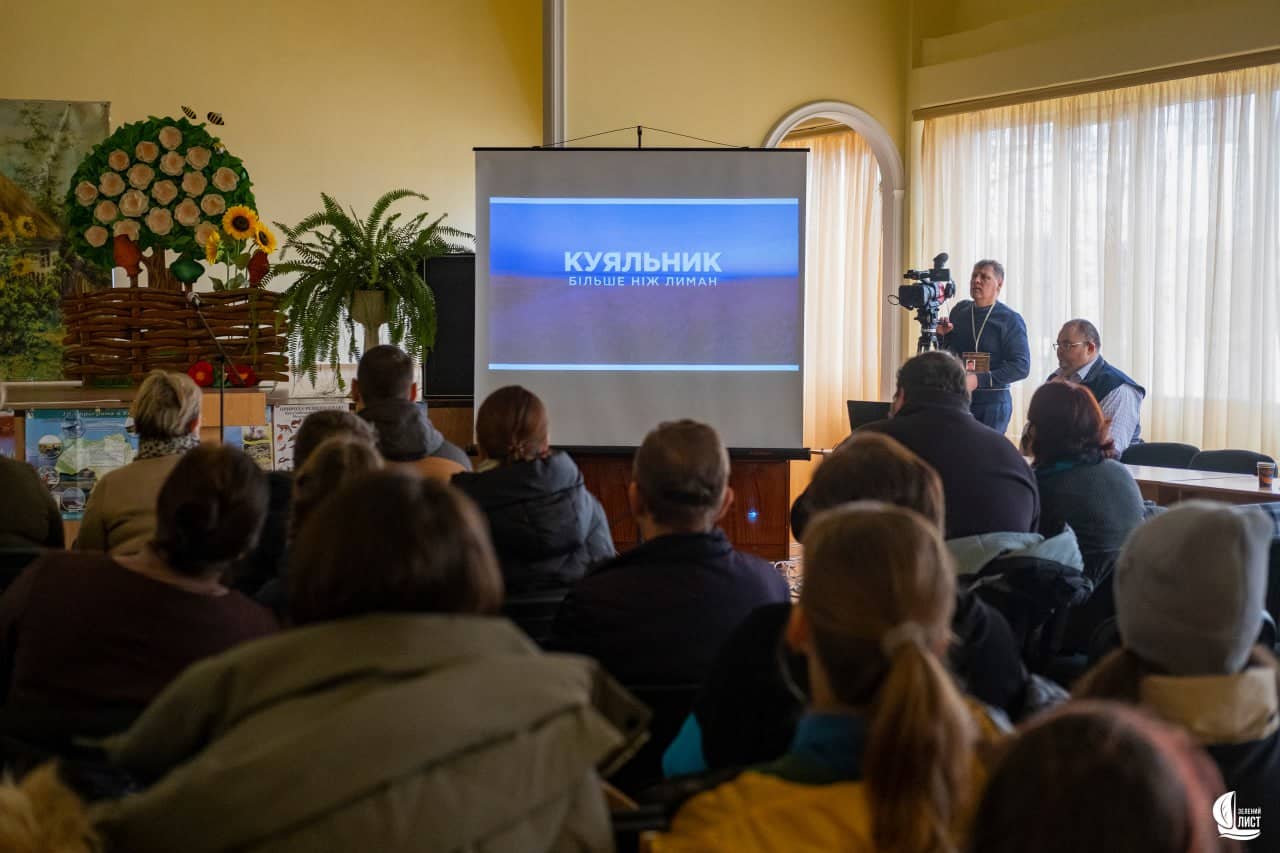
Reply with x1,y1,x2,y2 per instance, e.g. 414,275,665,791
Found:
650,502,1004,853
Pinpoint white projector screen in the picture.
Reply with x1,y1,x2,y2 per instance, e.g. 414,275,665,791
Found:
475,148,806,449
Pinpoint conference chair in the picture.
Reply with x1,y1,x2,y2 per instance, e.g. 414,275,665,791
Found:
1120,442,1200,469
1188,449,1277,475
502,588,571,647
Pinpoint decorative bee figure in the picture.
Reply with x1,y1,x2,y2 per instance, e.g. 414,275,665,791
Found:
181,106,226,126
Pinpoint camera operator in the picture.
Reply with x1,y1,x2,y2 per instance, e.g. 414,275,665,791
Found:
936,259,1030,434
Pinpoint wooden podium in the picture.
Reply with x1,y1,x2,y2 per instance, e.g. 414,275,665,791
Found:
566,447,807,561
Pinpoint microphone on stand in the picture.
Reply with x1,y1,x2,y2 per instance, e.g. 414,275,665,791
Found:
187,289,244,444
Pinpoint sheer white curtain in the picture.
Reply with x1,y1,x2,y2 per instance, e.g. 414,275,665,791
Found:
921,63,1280,457
779,129,882,449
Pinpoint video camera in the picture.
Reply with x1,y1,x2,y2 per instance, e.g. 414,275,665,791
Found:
889,252,956,353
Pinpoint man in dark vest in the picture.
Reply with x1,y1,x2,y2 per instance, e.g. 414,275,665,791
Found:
1049,319,1146,454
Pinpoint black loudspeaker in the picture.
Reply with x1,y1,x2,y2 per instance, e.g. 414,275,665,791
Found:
420,253,475,399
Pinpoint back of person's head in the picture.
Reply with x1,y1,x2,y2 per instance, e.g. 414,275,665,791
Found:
1026,380,1115,465
632,420,729,532
1078,502,1272,699
0,764,99,853
292,409,376,469
799,502,973,853
475,385,550,464
131,370,201,440
289,472,503,624
896,351,968,401
970,702,1233,853
151,445,268,578
355,345,415,403
798,432,944,537
289,435,384,544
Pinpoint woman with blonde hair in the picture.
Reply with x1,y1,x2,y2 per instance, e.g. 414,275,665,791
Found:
652,502,1000,852
77,370,203,554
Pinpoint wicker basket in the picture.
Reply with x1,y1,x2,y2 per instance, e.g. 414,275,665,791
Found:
61,288,288,383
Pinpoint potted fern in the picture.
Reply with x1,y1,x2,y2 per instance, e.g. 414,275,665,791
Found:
271,189,470,387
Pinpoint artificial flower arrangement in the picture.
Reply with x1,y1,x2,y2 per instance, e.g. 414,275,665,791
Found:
204,204,277,289
64,116,264,289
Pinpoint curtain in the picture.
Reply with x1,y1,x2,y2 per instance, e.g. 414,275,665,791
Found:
920,63,1280,457
779,128,883,450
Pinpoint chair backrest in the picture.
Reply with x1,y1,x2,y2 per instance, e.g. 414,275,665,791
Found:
501,588,570,647
1120,442,1200,468
847,400,891,432
1188,449,1277,475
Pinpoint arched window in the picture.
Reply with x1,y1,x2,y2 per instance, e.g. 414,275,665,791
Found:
765,102,904,448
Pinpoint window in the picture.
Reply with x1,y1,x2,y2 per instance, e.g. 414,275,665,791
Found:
919,63,1280,456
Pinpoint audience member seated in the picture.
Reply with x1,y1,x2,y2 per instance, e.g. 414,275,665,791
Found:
0,383,62,550
1048,319,1145,454
234,410,378,598
0,446,276,713
93,473,644,853
76,370,202,555
970,702,1230,853
453,385,614,599
0,763,98,853
810,351,1039,539
353,344,471,478
1026,380,1145,560
668,433,1035,778
1075,501,1278,837
548,419,789,686
253,434,385,619
651,504,1003,853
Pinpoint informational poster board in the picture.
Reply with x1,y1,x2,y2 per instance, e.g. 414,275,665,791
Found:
223,404,274,471
271,401,349,471
24,408,137,518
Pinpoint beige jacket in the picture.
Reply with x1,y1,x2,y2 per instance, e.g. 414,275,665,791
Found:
93,614,647,853
75,455,181,555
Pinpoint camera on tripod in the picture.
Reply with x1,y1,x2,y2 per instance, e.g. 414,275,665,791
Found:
899,253,956,310
888,252,957,353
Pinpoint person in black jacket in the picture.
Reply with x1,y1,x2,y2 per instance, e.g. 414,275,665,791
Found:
452,386,614,600
352,345,471,473
547,420,790,687
813,350,1039,540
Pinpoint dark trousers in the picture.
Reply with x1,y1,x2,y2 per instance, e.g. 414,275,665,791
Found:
970,392,1013,435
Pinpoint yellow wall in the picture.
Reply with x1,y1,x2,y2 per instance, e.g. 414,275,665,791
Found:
566,0,909,155
910,0,1280,108
0,0,541,237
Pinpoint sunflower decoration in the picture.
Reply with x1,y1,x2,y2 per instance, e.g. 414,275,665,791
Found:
202,205,274,290
254,222,277,254
10,256,38,276
205,231,221,265
222,206,258,240
14,216,37,240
